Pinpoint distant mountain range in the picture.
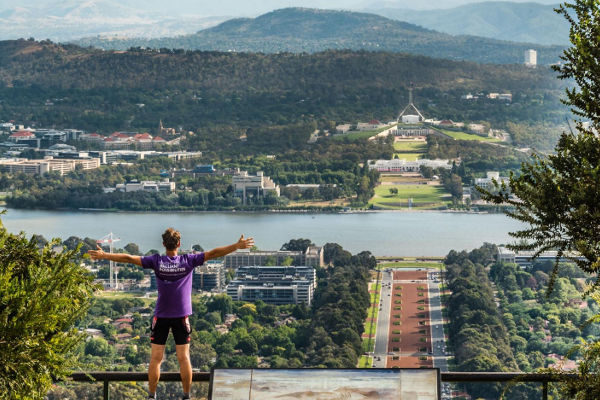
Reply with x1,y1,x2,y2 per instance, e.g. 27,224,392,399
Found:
366,1,569,45
0,0,228,41
0,1,569,47
73,8,563,65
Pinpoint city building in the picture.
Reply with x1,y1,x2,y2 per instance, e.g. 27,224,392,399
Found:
487,93,513,102
115,179,175,193
401,115,420,124
226,266,317,305
232,170,280,204
84,150,202,164
474,171,509,190
368,159,453,173
224,246,324,268
193,263,225,292
524,49,537,67
8,130,35,143
497,246,585,268
194,164,216,174
391,126,436,137
335,124,352,134
0,157,100,175
357,120,384,131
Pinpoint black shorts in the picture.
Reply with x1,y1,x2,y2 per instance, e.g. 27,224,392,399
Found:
150,315,192,345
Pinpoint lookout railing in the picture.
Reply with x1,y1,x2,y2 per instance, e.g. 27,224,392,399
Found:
69,371,577,400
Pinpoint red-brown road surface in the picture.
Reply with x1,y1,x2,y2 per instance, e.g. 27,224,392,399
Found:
386,270,433,368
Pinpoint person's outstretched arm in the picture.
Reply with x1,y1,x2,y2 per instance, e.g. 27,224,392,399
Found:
204,235,254,261
88,245,143,266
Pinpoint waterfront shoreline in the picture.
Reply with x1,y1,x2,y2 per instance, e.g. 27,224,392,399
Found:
1,207,498,216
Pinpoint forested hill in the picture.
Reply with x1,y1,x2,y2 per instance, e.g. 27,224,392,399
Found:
0,39,565,131
72,8,564,65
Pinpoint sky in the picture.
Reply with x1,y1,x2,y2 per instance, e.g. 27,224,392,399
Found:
0,0,562,17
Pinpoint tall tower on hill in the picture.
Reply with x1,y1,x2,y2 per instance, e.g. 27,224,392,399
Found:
397,87,425,124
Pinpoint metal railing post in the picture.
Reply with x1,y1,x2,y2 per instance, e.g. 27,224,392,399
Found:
543,381,548,400
103,380,109,400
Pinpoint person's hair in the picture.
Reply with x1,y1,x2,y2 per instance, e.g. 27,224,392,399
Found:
162,228,181,251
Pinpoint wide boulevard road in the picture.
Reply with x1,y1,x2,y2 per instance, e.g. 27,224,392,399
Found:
372,269,393,367
428,271,449,372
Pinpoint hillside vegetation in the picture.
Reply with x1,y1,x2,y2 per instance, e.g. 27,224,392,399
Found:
72,8,564,65
0,39,566,133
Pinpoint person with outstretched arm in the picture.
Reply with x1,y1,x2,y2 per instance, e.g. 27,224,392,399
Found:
88,228,254,400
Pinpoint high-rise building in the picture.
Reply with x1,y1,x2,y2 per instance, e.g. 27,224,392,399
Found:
193,263,225,292
226,266,316,305
524,49,537,67
224,246,324,268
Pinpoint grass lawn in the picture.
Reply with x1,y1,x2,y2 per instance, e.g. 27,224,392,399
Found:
363,321,377,336
95,291,155,306
439,129,502,143
369,306,379,320
377,261,444,269
371,283,381,291
358,355,373,367
393,153,421,161
379,175,427,183
393,141,427,152
332,125,392,141
370,184,450,209
362,340,375,353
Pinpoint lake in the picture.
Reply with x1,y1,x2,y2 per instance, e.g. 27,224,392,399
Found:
1,209,524,256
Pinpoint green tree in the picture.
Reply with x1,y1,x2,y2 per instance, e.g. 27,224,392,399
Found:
124,243,140,255
85,337,114,358
0,216,97,398
481,0,600,286
480,2,600,398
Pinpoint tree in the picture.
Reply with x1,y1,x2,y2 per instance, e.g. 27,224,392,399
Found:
85,337,114,357
481,0,600,288
280,238,314,252
477,2,600,398
0,216,97,398
124,242,140,255
192,244,204,252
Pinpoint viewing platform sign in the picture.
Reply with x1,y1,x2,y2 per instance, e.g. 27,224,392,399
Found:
209,368,440,399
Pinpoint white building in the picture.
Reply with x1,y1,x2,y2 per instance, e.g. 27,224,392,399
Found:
115,179,175,193
474,171,509,189
232,170,280,204
368,159,453,173
401,115,420,124
0,157,100,175
335,124,352,134
524,49,537,67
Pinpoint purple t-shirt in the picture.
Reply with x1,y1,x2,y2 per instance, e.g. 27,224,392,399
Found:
141,252,205,318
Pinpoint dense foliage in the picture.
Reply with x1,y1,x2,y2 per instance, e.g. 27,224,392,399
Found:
444,245,518,399
444,245,595,399
481,0,600,284
0,40,565,134
0,216,97,399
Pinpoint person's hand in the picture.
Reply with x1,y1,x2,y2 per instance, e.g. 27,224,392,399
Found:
88,245,105,260
236,234,254,250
